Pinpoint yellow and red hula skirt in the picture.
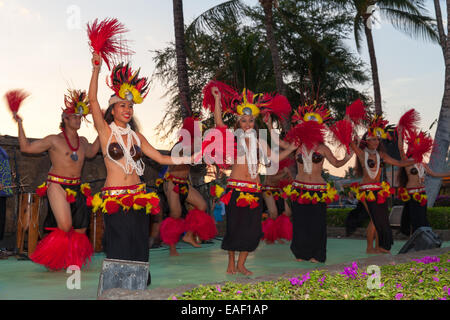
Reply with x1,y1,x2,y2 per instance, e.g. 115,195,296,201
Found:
398,187,427,206
289,181,333,262
221,179,263,252
93,183,160,216
284,181,339,205
355,182,394,204
96,184,159,262
355,182,394,251
261,185,292,242
31,174,94,270
164,172,190,196
398,187,430,236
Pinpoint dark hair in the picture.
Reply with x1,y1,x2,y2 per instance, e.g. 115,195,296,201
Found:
104,103,140,132
354,131,387,177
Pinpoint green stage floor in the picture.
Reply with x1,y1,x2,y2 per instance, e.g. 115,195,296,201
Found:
1,238,449,300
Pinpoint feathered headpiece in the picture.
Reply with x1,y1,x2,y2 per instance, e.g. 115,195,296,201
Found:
5,89,29,114
367,115,391,140
87,18,133,70
405,130,433,163
107,63,149,105
291,102,331,125
285,102,330,151
62,89,90,117
202,80,291,120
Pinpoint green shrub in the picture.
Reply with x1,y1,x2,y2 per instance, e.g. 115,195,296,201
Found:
172,252,450,300
326,207,450,229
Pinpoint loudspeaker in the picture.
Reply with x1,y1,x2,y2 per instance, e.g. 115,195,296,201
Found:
389,205,404,227
398,227,442,254
97,258,150,297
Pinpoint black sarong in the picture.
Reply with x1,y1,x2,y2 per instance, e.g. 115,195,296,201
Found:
400,199,429,236
290,201,327,262
345,201,369,236
221,188,263,252
366,200,393,251
44,184,90,230
103,207,150,262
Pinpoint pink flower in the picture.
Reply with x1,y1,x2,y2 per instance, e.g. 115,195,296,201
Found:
379,283,384,288
395,293,403,300
216,285,222,292
396,283,403,289
172,296,177,300
419,279,423,283
433,277,440,282
236,290,243,294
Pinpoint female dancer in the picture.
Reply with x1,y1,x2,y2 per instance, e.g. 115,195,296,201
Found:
350,115,414,254
284,103,353,263
88,53,196,266
203,81,296,275
397,125,450,236
158,117,217,256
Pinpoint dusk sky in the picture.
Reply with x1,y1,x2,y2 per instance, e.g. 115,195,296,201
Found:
0,0,446,177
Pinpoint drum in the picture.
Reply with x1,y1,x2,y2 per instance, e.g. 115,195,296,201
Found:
16,193,41,256
89,209,104,253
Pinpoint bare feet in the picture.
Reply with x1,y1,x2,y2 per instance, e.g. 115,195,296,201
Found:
182,233,201,248
296,258,304,262
366,248,378,254
277,239,286,244
265,240,274,245
226,264,237,275
309,258,319,263
237,265,253,276
169,245,180,256
376,247,391,254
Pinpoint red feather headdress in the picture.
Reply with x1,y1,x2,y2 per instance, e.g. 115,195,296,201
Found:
405,130,433,163
62,89,90,118
291,103,331,125
5,89,29,114
201,80,291,119
107,63,149,104
87,18,133,70
367,115,391,140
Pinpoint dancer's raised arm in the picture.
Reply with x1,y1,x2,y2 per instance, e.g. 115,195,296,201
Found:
88,52,109,136
14,115,54,154
211,86,225,128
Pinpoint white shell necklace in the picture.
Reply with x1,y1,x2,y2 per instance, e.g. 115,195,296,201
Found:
364,148,380,180
107,122,145,176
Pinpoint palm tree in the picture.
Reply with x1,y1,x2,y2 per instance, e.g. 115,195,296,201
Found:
187,0,286,94
172,0,192,119
342,0,438,115
424,0,450,207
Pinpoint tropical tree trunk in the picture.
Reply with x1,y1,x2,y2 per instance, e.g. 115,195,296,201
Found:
260,0,286,97
425,0,450,207
259,0,290,132
173,0,192,118
363,20,383,115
